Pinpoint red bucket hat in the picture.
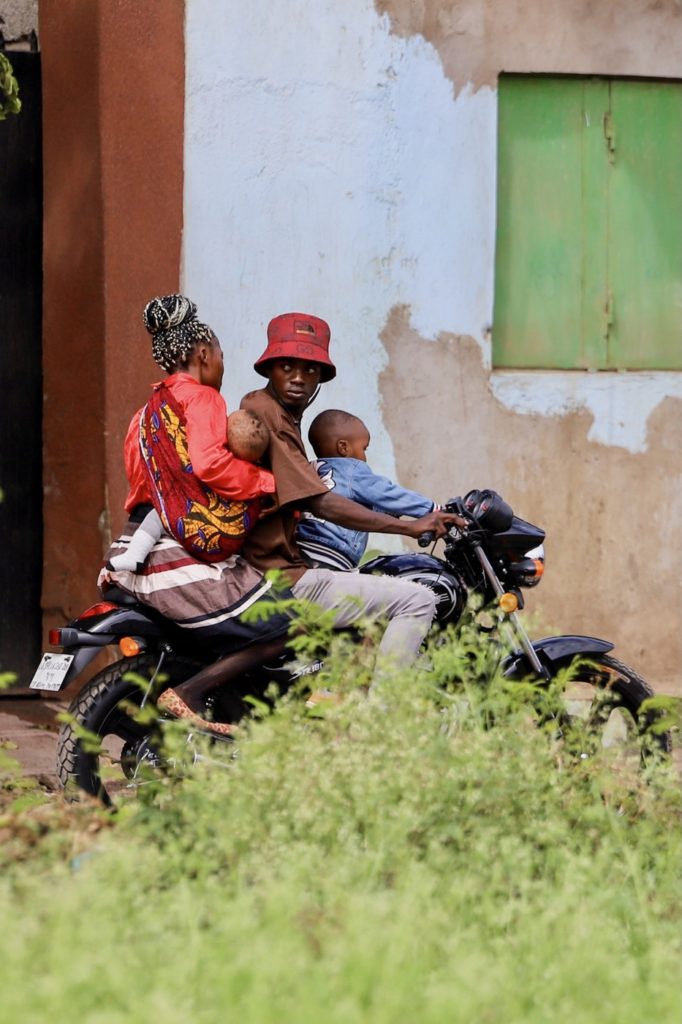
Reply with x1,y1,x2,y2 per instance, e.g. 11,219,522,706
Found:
254,312,336,381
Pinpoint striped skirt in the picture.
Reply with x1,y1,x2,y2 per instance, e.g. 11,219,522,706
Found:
98,519,291,653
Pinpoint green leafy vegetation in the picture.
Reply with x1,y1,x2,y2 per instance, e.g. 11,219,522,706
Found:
0,53,21,119
0,629,679,1022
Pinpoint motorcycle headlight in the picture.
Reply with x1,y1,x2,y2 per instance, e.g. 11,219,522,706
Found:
463,489,514,533
510,544,545,588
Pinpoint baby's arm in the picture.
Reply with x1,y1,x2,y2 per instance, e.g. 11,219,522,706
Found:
108,509,164,572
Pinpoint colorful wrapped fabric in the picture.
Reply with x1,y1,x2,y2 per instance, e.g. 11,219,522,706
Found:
140,382,260,563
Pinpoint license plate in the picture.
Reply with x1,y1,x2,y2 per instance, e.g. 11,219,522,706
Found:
29,653,75,692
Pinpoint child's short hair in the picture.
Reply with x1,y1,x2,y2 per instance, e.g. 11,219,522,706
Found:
308,409,363,457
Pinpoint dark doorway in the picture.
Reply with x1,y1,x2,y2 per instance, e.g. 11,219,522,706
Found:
0,51,43,685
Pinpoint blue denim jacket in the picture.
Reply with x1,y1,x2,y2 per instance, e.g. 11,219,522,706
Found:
296,457,434,570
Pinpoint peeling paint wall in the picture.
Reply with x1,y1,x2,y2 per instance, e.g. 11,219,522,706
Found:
375,0,682,92
380,309,682,685
184,0,497,530
183,0,682,687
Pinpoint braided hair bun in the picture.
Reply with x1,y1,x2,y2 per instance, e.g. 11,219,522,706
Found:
143,293,215,372
143,294,197,335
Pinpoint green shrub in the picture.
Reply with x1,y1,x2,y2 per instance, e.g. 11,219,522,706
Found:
0,631,679,1023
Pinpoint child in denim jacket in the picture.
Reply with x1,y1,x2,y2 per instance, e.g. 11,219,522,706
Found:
296,409,438,571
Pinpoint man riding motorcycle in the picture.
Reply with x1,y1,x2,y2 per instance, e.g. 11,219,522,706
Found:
103,303,462,731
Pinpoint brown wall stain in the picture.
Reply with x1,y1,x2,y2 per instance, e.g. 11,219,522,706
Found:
379,305,682,689
40,0,184,627
375,0,682,92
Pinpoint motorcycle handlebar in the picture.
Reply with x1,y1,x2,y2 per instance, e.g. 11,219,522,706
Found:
418,499,470,547
419,490,516,548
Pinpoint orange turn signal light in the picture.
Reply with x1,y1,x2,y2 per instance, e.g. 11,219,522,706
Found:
119,636,144,657
498,592,519,613
532,558,544,578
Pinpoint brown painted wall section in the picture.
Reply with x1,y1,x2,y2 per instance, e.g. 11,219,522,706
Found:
376,0,682,93
373,0,682,689
380,308,682,689
40,0,184,628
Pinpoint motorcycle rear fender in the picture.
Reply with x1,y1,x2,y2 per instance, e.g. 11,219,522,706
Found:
58,646,110,691
56,608,163,690
504,635,615,677
69,607,163,640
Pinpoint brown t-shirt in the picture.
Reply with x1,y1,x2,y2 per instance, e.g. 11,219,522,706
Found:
240,388,328,581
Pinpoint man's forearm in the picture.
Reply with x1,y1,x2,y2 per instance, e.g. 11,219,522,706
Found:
308,492,412,535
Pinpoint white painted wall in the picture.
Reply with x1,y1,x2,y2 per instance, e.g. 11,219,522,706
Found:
182,0,496,478
183,0,682,467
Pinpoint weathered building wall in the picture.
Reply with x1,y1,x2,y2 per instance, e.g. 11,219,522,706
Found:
374,0,682,684
376,0,682,89
40,0,185,627
1,0,38,40
184,0,682,687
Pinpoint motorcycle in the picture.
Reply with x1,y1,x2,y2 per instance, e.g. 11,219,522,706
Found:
31,489,671,803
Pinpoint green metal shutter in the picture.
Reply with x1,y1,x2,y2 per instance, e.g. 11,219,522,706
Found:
493,75,682,370
609,81,682,369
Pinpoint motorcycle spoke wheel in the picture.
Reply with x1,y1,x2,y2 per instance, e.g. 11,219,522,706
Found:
56,654,202,805
557,654,672,769
92,706,153,799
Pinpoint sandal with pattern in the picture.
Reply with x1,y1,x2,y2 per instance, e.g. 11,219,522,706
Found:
157,688,235,737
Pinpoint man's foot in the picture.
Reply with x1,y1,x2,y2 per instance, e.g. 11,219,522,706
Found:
157,688,235,736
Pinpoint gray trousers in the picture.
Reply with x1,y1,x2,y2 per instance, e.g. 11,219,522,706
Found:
292,568,437,667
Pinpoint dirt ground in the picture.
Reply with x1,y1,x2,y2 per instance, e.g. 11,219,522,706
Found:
0,695,67,791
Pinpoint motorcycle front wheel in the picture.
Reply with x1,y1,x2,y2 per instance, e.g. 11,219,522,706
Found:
550,653,672,765
56,653,203,805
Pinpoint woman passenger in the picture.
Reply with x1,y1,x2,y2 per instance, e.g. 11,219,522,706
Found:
99,294,291,734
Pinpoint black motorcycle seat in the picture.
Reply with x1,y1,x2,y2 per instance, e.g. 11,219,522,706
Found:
104,585,140,607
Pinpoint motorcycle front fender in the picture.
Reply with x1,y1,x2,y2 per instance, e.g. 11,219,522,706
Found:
504,634,615,679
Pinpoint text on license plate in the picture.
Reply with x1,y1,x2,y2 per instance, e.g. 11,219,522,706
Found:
29,653,75,691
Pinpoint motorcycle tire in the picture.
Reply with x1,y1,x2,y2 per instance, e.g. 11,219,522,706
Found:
56,653,202,804
550,653,673,762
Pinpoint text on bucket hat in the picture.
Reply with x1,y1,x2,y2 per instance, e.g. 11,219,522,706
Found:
254,312,336,381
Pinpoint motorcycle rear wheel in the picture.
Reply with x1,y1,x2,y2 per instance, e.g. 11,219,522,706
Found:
552,653,672,765
56,653,203,805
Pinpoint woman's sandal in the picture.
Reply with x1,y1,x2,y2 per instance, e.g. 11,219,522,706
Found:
305,688,342,709
157,688,235,737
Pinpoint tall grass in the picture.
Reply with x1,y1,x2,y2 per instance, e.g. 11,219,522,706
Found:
0,631,679,1023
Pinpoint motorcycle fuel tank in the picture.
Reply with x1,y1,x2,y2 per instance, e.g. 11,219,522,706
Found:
359,553,467,626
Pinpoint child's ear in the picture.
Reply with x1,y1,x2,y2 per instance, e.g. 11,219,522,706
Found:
337,439,349,456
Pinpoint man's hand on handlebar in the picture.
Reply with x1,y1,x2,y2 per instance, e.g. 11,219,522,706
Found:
406,508,468,541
